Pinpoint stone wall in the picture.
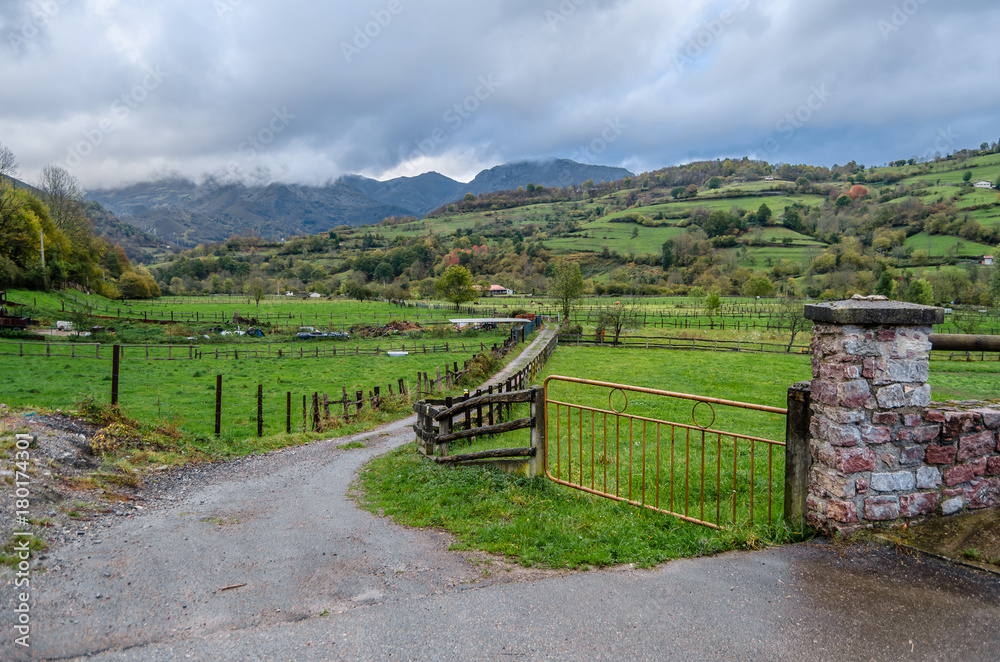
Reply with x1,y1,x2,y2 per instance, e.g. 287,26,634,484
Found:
803,299,1000,534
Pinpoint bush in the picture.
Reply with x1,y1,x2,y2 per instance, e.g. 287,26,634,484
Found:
560,323,583,335
461,352,503,385
89,421,141,454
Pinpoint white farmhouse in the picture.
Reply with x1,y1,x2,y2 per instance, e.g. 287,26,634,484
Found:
974,180,994,189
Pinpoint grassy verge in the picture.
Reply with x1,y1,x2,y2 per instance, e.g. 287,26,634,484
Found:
357,443,802,569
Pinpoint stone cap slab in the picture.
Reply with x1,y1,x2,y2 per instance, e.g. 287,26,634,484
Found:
805,300,944,326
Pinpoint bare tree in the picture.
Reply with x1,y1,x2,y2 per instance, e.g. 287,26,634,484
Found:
38,164,84,233
597,298,642,346
778,297,809,353
0,143,23,231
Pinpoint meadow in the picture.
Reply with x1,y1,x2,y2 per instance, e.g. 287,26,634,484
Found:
7,286,999,568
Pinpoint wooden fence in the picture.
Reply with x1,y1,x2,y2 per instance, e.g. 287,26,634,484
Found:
270,379,410,437
413,386,544,474
558,334,810,354
0,339,507,361
411,331,559,473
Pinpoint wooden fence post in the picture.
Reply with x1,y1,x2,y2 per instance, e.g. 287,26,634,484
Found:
215,375,222,436
286,391,291,433
111,345,121,406
439,396,453,457
257,384,263,437
312,393,320,431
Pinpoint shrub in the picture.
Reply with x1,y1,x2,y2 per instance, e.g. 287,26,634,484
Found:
89,421,140,454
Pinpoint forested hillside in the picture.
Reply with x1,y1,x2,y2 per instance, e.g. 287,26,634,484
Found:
143,144,1000,309
0,143,160,298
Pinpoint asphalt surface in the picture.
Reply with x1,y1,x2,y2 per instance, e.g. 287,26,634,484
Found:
4,328,1000,661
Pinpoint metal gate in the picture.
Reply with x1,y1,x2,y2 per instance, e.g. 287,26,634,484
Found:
543,376,788,529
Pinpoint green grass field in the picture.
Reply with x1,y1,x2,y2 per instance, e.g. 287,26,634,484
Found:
903,232,995,257
360,340,1000,568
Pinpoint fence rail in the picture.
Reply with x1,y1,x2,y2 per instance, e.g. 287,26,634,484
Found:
413,386,543,466
0,339,510,361
412,331,558,468
558,334,810,354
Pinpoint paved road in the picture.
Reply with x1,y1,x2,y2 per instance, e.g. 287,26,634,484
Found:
4,328,1000,661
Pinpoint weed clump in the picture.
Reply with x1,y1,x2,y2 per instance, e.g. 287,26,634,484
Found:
461,352,503,385
89,421,140,454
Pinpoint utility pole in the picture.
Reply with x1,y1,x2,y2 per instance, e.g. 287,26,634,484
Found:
40,230,45,269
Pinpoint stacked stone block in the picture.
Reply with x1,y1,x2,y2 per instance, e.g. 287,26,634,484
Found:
803,300,1000,534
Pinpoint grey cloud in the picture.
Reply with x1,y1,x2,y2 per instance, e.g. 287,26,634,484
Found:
0,0,997,188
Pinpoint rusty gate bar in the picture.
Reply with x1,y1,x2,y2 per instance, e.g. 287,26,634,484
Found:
543,375,787,530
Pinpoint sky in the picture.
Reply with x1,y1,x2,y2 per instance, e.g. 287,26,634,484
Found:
1,0,999,190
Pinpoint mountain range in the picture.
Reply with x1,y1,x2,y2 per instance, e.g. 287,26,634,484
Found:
86,159,632,245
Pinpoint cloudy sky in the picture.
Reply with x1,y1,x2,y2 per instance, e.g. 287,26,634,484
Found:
1,0,998,189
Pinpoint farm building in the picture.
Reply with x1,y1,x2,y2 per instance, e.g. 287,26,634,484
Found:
974,180,994,189
983,255,994,266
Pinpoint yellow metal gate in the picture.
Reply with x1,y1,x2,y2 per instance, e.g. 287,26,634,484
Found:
543,376,787,529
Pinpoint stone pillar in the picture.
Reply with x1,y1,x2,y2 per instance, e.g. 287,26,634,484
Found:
804,300,944,534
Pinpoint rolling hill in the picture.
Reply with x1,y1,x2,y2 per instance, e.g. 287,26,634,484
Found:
86,159,633,245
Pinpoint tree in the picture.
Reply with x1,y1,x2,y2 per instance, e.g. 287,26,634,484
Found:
755,203,773,226
989,263,1000,306
783,207,804,233
703,210,734,238
776,297,808,352
707,176,723,189
962,170,973,183
705,290,721,317
345,280,374,301
874,269,895,298
436,265,477,310
373,261,394,284
596,299,641,345
661,239,675,270
0,143,23,236
742,274,775,298
119,267,160,299
37,165,84,233
549,260,584,322
905,278,934,306
245,276,265,307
